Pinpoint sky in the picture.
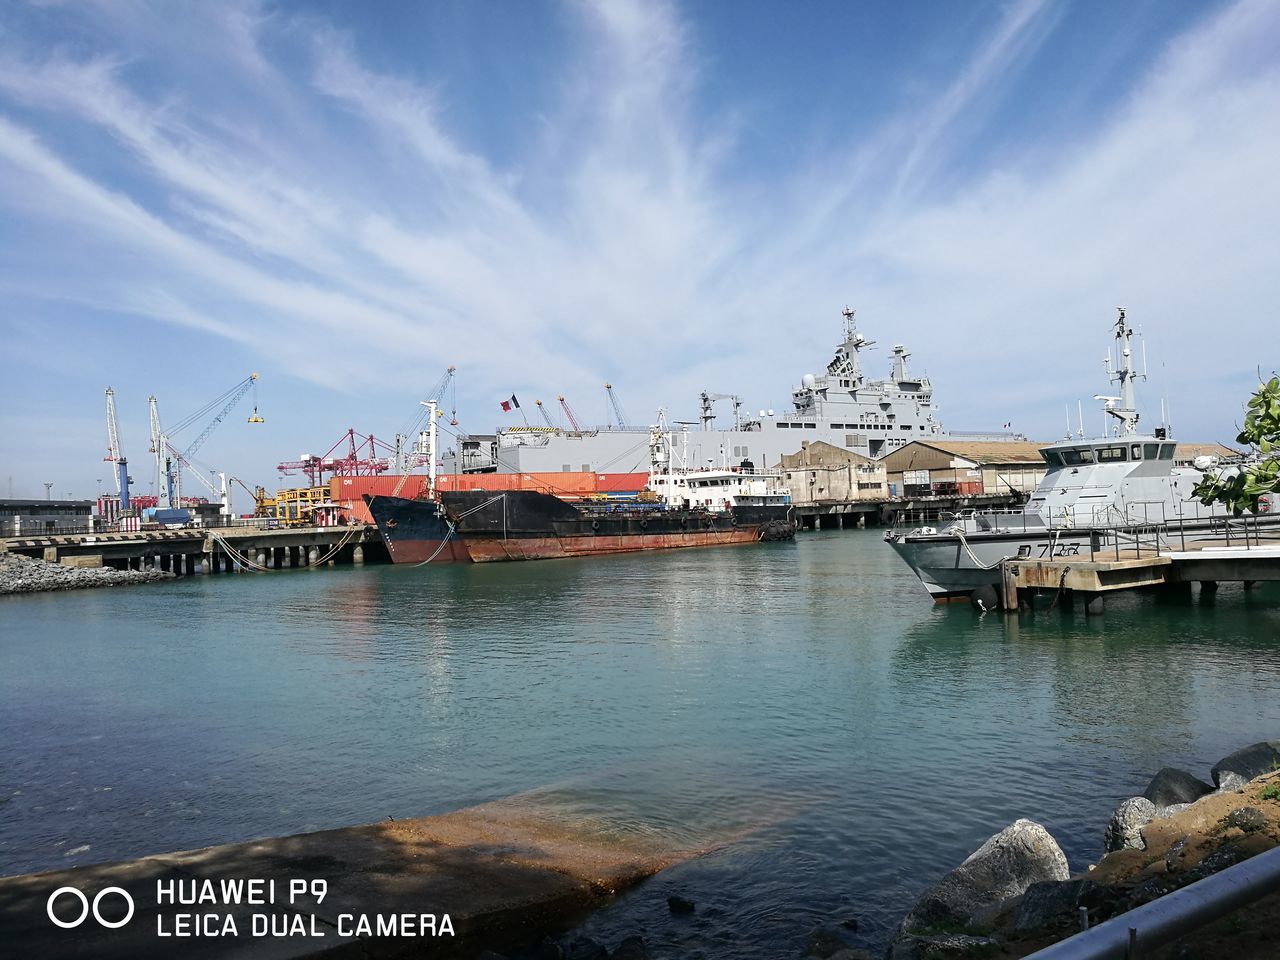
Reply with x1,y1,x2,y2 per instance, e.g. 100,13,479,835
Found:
1,0,1277,501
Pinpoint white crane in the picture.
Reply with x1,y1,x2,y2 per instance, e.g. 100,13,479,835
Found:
151,374,261,511
103,387,130,509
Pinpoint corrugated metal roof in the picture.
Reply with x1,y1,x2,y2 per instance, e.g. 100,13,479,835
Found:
893,439,1051,465
1174,442,1239,460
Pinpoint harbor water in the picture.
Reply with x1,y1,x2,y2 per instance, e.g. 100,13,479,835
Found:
3,530,1279,956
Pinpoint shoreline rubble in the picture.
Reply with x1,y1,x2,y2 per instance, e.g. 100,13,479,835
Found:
883,740,1280,959
0,551,174,596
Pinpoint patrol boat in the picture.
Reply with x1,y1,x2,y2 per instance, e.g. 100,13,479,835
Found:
885,309,1276,604
449,308,1016,476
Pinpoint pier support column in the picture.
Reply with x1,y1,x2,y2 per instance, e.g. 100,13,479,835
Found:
813,516,822,531
352,545,365,566
1083,592,1105,616
1000,562,1019,612
307,546,319,567
200,555,210,575
857,514,866,529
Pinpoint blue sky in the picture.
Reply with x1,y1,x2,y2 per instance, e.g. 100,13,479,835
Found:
1,0,1277,501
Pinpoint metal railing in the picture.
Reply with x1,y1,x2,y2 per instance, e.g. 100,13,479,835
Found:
1025,846,1280,959
1087,524,1164,562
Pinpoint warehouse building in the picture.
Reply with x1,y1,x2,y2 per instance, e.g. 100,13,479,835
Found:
880,440,1048,498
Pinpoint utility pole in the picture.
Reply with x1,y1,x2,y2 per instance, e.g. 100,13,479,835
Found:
44,482,54,500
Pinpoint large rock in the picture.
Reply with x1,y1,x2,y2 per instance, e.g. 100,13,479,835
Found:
897,819,1070,936
1013,878,1097,931
1103,797,1155,852
1142,768,1214,810
1211,741,1280,791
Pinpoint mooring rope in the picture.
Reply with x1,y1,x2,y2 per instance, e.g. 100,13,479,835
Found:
413,520,458,567
209,526,359,572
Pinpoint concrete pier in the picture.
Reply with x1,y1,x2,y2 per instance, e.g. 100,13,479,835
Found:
0,799,695,959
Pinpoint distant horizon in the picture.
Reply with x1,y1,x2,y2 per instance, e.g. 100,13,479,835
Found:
2,0,1276,499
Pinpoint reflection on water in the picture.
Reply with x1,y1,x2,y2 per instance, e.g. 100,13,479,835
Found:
2,532,1278,956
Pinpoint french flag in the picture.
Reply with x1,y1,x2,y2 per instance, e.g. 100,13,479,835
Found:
500,394,520,412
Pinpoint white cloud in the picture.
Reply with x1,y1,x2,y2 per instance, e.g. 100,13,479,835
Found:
0,0,1276,460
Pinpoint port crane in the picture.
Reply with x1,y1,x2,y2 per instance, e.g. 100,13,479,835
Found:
151,374,262,510
278,429,394,486
699,391,743,431
103,387,131,509
535,399,559,429
393,365,457,472
388,366,458,497
558,395,582,433
604,383,630,430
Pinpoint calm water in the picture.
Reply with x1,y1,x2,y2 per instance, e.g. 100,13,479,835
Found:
3,531,1280,956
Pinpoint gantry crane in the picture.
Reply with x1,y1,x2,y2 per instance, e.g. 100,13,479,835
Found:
278,429,393,485
103,387,131,509
604,382,630,430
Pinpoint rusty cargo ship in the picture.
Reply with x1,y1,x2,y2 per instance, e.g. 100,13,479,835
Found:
365,414,795,564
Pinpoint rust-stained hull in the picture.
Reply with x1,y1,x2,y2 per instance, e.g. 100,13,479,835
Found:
442,489,792,564
364,494,472,564
368,490,794,565
463,527,764,562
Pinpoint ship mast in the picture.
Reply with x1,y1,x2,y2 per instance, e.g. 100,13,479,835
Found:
1103,307,1144,437
827,306,873,382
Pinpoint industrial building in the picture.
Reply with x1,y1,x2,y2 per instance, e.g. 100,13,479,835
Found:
880,440,1049,498
774,442,888,505
0,499,94,537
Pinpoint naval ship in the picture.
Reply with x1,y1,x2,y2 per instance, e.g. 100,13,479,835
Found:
885,309,1280,605
447,308,1014,476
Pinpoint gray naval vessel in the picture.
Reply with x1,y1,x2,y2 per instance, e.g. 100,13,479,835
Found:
885,308,1280,604
449,308,1014,475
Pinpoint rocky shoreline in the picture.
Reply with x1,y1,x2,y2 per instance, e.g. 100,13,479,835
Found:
880,740,1280,960
0,552,174,596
